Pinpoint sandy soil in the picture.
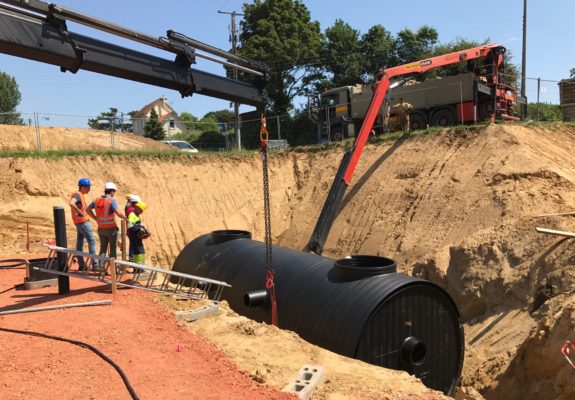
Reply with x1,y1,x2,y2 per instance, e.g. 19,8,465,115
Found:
0,263,294,400
0,125,170,152
1,123,575,399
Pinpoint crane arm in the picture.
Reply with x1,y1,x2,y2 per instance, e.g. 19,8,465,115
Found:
0,0,267,106
308,44,506,254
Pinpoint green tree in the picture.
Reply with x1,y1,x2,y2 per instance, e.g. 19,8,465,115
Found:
180,112,198,123
394,26,438,65
196,116,219,132
323,19,362,86
144,109,165,140
180,112,199,131
203,109,234,124
570,67,575,78
360,24,396,82
0,71,23,125
527,102,561,121
203,109,235,132
237,0,324,114
88,107,134,131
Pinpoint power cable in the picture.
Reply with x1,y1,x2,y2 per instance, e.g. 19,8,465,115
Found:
0,284,24,295
0,259,28,269
0,326,140,400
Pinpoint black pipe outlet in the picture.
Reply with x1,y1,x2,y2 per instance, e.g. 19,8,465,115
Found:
211,229,251,244
334,255,396,279
172,232,464,395
401,336,426,366
244,289,269,307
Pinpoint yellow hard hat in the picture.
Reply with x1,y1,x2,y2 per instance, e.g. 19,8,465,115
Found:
135,202,147,212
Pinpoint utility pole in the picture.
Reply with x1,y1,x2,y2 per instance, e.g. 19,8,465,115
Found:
521,0,527,120
218,10,244,150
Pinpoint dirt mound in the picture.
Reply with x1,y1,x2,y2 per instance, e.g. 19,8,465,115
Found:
1,123,575,399
0,124,170,151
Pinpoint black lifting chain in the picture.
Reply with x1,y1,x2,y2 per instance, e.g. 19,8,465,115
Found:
260,114,277,326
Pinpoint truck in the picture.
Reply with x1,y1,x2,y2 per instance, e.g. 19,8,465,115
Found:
308,48,522,141
307,44,523,254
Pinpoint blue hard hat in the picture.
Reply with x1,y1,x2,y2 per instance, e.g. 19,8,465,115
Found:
78,178,91,187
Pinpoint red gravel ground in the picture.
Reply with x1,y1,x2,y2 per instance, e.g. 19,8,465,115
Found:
0,255,294,400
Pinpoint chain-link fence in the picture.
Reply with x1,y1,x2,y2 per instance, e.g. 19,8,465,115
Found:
0,110,321,153
0,74,570,153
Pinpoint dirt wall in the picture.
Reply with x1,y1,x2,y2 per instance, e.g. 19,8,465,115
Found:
1,123,575,399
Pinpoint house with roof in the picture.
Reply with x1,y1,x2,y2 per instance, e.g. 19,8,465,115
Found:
132,96,187,136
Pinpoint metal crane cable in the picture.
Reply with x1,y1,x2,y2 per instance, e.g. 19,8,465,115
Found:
259,114,278,326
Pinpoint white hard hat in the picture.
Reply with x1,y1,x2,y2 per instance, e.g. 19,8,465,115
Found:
104,182,117,191
126,194,141,203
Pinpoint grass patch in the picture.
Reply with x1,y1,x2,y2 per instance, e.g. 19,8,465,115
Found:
0,149,185,159
0,147,265,160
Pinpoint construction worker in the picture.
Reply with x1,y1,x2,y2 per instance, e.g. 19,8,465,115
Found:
124,194,141,261
69,178,98,271
127,202,151,273
124,193,141,216
86,182,127,260
393,97,412,132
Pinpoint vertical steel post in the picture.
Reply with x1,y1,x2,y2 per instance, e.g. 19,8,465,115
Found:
34,112,42,152
277,115,281,140
121,219,126,260
521,0,527,119
53,205,70,294
536,77,540,121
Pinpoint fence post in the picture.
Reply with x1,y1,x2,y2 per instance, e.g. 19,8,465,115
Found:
536,77,541,121
277,115,281,140
34,112,42,152
121,219,126,260
110,257,117,295
110,118,115,150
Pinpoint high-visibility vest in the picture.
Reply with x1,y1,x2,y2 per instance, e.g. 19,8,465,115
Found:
70,192,89,224
94,197,117,228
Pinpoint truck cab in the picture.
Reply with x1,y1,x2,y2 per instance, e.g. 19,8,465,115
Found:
309,85,386,143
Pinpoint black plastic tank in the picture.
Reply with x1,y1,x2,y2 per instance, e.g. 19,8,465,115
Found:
172,230,464,395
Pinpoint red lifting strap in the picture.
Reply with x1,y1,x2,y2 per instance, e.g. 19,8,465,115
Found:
561,340,575,370
265,268,277,326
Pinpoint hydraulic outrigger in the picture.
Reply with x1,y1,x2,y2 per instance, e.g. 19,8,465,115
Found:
307,44,516,254
0,0,267,106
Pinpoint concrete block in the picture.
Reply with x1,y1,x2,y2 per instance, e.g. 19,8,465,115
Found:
282,365,325,400
24,278,58,290
174,303,219,321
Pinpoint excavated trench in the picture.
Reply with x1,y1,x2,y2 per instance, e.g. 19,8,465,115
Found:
1,123,575,399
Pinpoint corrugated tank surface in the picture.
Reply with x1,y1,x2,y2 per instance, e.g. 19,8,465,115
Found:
173,232,464,395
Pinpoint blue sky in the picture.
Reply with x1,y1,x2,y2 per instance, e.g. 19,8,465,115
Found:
0,0,573,127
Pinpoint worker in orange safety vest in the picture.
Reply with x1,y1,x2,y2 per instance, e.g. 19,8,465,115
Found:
86,182,128,259
69,178,98,271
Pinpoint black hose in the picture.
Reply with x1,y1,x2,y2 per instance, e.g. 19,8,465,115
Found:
0,259,28,269
0,283,25,295
0,326,140,400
